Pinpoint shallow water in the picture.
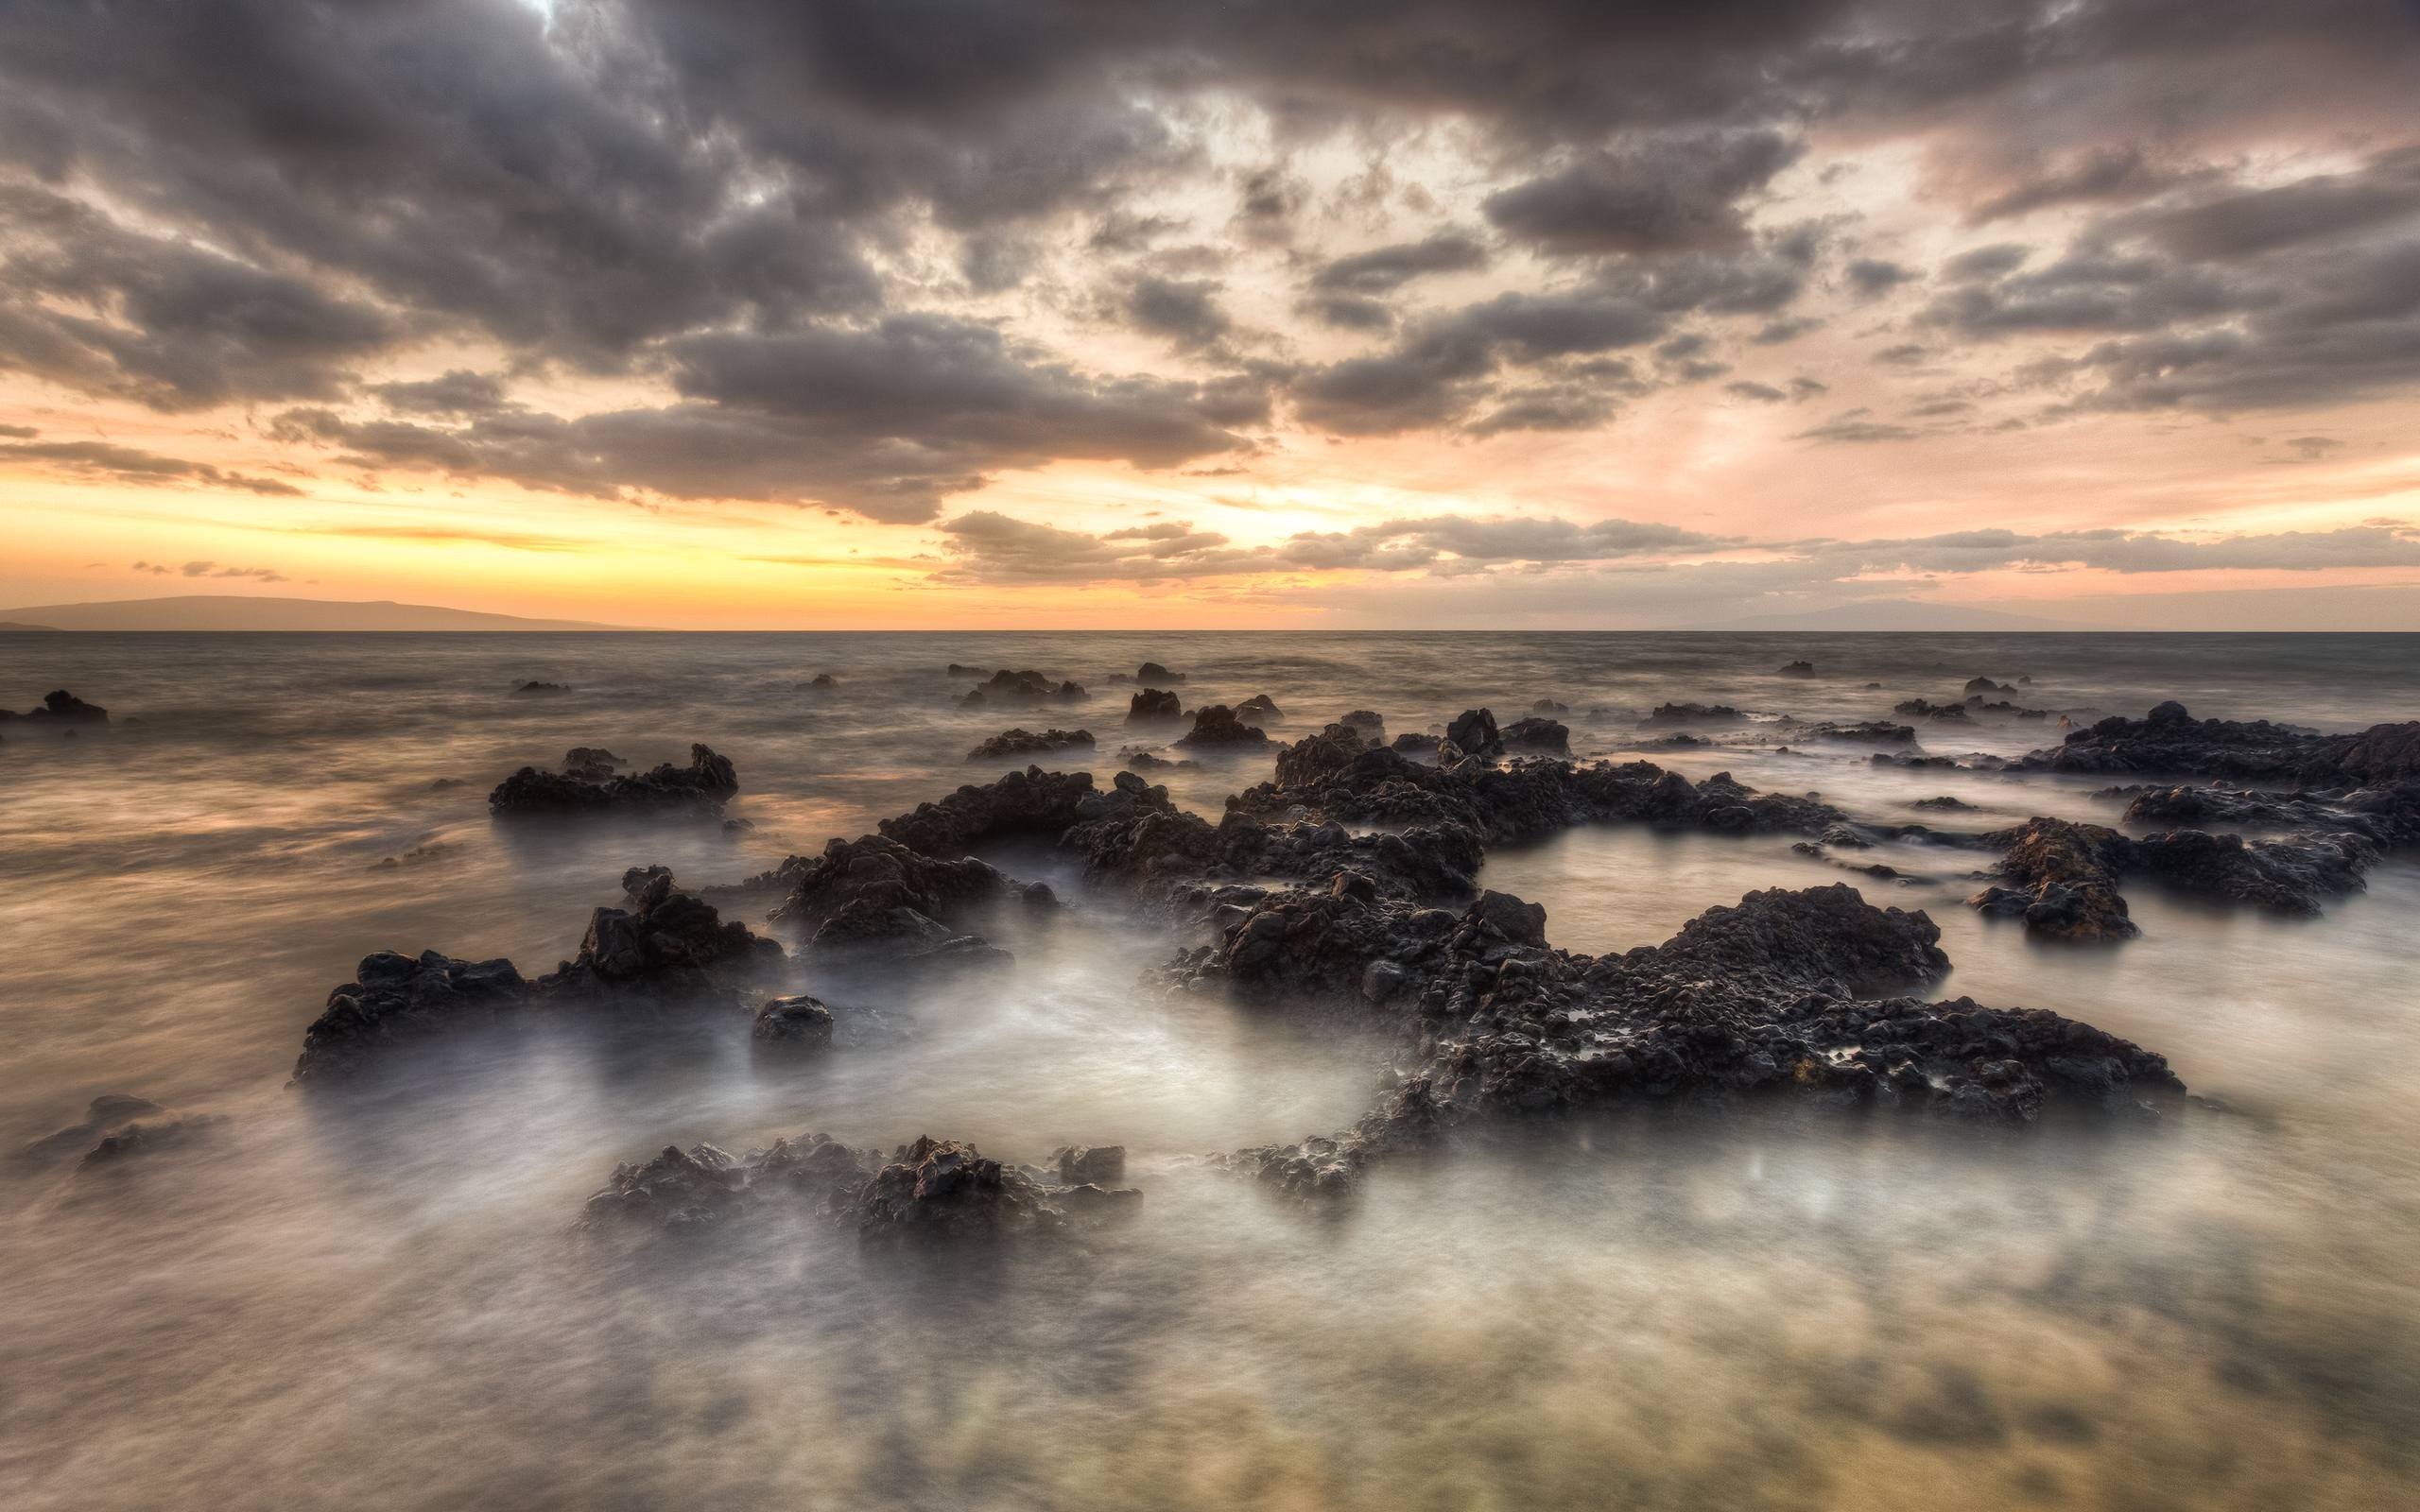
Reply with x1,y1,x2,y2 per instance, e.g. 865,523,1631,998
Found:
2,631,2414,1509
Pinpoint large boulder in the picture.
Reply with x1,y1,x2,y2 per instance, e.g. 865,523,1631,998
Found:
1126,688,1184,723
1445,708,1501,758
1177,705,1270,747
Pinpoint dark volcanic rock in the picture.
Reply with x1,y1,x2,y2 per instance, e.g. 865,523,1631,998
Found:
538,870,785,1005
1913,796,1977,811
562,747,624,782
881,766,1156,856
1530,698,1570,713
961,669,1088,708
1779,661,1818,677
1964,678,2017,696
1178,704,1270,747
1339,710,1388,741
1236,693,1282,723
967,728,1094,761
839,1136,1064,1245
2123,783,2415,846
1973,818,2139,940
1501,716,1569,753
19,1094,169,1162
511,680,569,696
1641,703,1748,728
807,673,838,689
1973,812,2377,935
1127,687,1184,723
582,1143,751,1229
1273,725,1371,790
0,689,110,724
1895,698,1970,722
1137,661,1186,684
80,1114,230,1168
752,994,835,1047
946,663,988,678
1444,708,1502,759
1201,883,2178,1198
1792,720,1917,747
2017,702,2420,789
291,950,532,1086
767,833,1046,970
489,744,738,817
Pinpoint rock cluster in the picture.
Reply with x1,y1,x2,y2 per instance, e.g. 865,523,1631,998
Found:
967,728,1094,761
579,1132,1141,1242
1970,814,2379,937
959,669,1088,708
488,743,738,817
1,689,109,724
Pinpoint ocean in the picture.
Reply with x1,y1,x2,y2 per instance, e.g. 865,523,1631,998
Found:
3,630,2415,1510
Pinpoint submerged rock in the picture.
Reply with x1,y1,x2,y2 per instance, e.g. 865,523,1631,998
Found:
1136,661,1186,684
752,994,835,1047
1791,720,1917,747
1640,703,1749,728
489,744,738,817
80,1114,230,1168
967,728,1094,761
960,669,1088,708
18,1093,168,1162
1779,661,1818,677
840,1136,1066,1245
511,680,569,696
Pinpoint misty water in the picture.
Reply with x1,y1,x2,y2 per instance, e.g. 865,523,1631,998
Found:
3,631,2415,1510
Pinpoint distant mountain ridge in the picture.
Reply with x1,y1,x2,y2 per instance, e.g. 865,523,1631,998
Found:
0,594,640,631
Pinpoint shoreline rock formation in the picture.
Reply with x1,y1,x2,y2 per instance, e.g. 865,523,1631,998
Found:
488,744,738,817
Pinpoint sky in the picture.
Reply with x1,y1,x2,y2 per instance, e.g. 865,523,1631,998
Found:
3,1,2420,628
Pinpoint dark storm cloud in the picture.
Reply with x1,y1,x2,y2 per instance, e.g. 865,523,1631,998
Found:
370,370,513,418
1122,277,1234,351
1292,292,1667,434
1307,232,1491,295
1481,131,1804,256
1844,258,1917,298
1,436,303,495
1,0,2416,506
275,316,1268,521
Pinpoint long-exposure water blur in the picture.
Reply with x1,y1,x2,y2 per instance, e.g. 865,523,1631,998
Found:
3,630,2415,1511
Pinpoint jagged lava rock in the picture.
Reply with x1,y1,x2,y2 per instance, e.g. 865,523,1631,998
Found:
489,744,738,817
968,728,1093,761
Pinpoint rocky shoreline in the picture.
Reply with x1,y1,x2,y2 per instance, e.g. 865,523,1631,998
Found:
236,683,2420,1244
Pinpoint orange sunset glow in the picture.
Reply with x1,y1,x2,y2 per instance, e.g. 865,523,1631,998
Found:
4,3,2419,628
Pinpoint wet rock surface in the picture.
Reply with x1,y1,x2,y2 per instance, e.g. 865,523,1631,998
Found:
960,669,1088,708
488,744,738,817
1126,687,1184,723
1177,704,1270,746
539,869,786,1005
292,950,533,1086
1972,813,2380,936
967,727,1094,761
2018,702,2420,790
579,1133,1141,1243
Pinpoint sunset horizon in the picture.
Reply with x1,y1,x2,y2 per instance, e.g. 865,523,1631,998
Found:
4,3,2418,629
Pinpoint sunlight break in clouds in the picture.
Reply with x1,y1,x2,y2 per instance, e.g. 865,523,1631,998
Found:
1,2,2417,627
